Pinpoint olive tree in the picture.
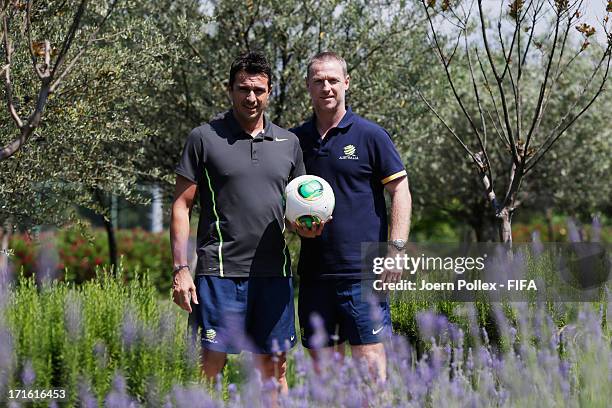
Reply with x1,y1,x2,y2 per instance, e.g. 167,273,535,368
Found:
0,0,165,271
418,0,611,242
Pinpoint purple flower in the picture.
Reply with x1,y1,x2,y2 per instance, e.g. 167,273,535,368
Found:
216,312,255,353
449,378,466,399
309,313,328,349
93,341,108,368
591,216,601,242
105,373,137,408
0,259,14,289
416,311,436,340
567,219,581,243
449,323,464,346
79,380,99,408
121,310,139,349
21,360,35,386
509,327,517,345
466,348,474,373
36,240,59,284
531,231,544,258
271,339,280,355
367,294,384,323
171,386,221,408
158,311,175,342
0,327,13,371
481,327,490,346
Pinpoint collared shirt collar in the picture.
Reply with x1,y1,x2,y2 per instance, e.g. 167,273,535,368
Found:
225,109,274,140
336,106,355,129
308,106,355,136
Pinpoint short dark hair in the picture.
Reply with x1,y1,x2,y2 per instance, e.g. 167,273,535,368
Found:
228,52,272,90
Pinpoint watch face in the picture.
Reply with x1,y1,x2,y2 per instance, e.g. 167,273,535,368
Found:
391,240,406,249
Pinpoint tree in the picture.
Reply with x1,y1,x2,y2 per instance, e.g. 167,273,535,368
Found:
418,0,611,242
407,51,612,241
0,1,166,271
0,0,120,161
134,0,437,202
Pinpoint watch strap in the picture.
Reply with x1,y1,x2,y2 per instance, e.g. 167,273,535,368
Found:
173,264,190,273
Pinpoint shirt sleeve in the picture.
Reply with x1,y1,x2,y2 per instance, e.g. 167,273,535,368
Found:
370,128,407,184
290,138,306,179
175,128,206,184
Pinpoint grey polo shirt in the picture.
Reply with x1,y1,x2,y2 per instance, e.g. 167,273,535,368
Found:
175,110,305,278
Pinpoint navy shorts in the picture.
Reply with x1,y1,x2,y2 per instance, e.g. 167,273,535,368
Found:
298,279,391,348
189,275,296,354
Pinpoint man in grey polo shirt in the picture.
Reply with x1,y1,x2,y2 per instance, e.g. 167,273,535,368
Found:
170,52,304,394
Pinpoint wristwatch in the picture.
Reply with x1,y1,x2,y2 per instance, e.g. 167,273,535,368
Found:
389,239,407,251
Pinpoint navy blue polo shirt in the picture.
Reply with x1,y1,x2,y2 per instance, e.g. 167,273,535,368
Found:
291,107,406,279
176,110,305,277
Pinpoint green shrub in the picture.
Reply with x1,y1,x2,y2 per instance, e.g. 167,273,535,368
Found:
9,226,173,292
2,268,200,406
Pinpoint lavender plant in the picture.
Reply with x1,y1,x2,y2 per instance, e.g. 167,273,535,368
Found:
0,265,609,407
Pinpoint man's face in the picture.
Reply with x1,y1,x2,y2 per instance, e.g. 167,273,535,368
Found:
307,60,349,114
228,70,271,125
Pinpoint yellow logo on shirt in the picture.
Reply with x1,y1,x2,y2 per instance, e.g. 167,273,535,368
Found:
340,144,358,160
204,329,217,343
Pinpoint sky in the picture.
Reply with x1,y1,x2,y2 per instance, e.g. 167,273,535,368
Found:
479,0,606,19
479,0,609,42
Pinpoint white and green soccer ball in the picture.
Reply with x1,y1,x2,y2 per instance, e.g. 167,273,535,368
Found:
285,175,335,228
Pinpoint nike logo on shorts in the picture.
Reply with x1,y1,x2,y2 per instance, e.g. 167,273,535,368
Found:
290,335,295,341
372,326,384,335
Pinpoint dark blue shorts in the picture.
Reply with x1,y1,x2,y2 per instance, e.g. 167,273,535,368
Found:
298,279,391,348
189,275,296,354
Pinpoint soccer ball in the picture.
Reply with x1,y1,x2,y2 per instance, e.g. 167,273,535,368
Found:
285,175,335,228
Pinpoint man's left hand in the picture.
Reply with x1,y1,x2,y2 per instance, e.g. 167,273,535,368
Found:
292,217,331,238
381,264,403,284
381,246,405,284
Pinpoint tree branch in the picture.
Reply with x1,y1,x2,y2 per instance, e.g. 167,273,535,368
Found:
2,13,23,128
475,49,510,147
474,151,499,211
421,1,486,161
465,33,494,186
498,10,519,80
478,0,519,163
525,49,611,174
519,1,545,78
523,5,562,154
50,0,119,93
415,88,477,163
25,1,45,79
51,0,87,76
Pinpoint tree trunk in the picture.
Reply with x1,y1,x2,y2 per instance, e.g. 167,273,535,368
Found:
150,184,163,233
469,207,498,242
94,189,118,272
103,215,118,273
0,221,12,280
498,207,513,244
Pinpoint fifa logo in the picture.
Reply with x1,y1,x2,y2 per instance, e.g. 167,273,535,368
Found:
339,144,359,160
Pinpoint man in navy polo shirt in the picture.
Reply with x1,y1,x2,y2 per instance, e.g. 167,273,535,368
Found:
291,52,412,380
170,52,304,395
